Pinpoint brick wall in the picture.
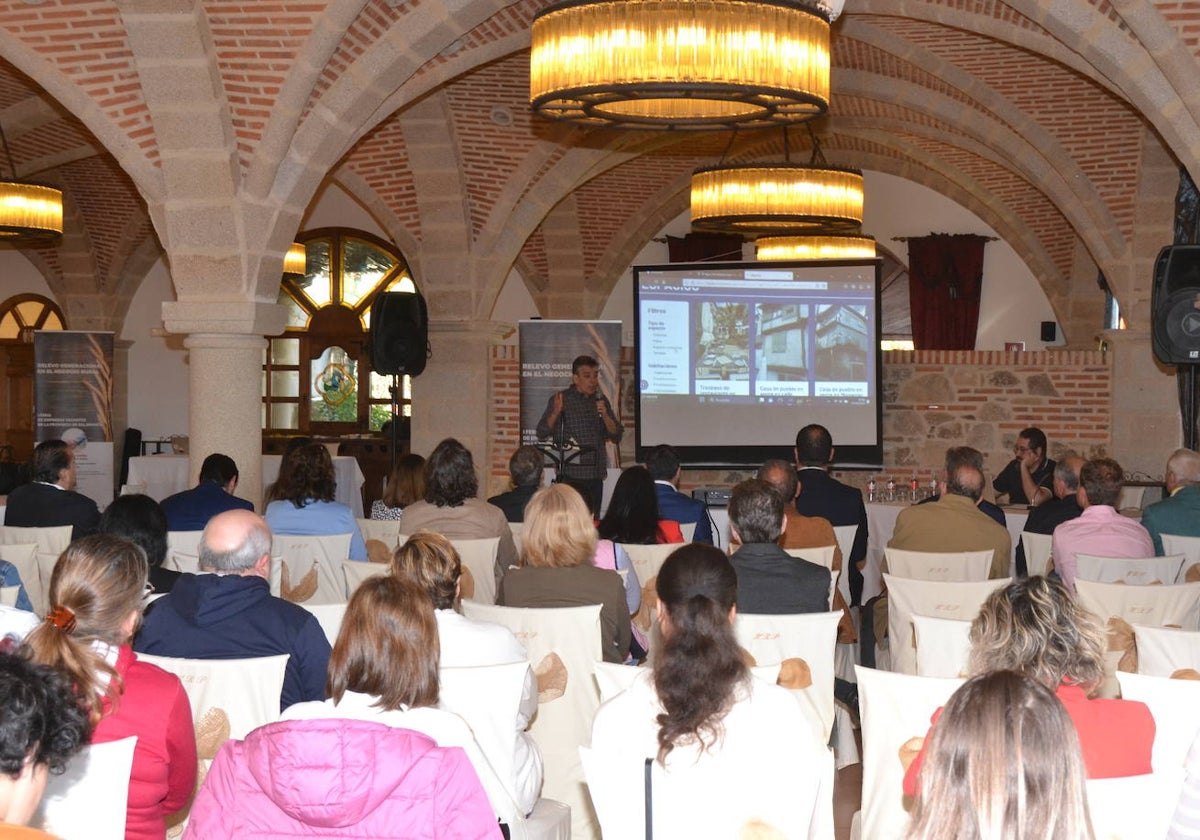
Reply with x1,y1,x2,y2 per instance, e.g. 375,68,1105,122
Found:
486,347,1114,496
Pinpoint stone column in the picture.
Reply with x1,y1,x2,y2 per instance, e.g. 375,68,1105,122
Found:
1102,327,1180,478
410,320,511,484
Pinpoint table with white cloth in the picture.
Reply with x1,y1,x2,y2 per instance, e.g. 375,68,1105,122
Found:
126,454,366,517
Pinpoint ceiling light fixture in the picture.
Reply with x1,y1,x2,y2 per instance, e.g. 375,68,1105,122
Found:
756,233,876,260
0,120,62,240
529,0,830,130
283,242,307,276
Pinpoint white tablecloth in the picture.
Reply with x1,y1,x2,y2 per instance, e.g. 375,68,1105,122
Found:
127,454,366,517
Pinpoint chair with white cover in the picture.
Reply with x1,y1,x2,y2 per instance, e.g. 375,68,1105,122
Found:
883,548,993,582
1133,624,1200,678
30,735,137,840
271,533,352,605
620,542,679,637
452,537,501,606
300,601,348,646
1086,771,1185,840
784,544,838,570
461,601,602,840
1116,671,1200,775
440,662,571,840
0,524,72,615
510,522,525,557
0,542,36,612
911,614,972,678
1162,533,1200,581
0,585,18,607
832,525,858,608
341,559,388,598
853,666,963,840
1075,578,1200,633
356,517,402,549
1075,553,1186,586
165,530,205,574
883,574,1010,676
1020,531,1053,575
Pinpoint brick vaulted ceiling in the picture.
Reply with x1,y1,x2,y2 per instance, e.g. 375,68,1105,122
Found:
0,0,1192,335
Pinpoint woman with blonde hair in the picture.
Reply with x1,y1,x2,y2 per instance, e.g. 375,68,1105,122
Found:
907,670,1095,840
371,452,426,520
499,483,630,663
23,535,196,840
184,574,503,838
903,575,1153,795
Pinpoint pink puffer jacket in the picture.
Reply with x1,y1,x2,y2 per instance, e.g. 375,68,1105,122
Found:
182,718,502,839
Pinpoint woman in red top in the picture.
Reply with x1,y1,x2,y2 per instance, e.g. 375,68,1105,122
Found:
597,466,683,545
903,575,1153,796
24,535,196,840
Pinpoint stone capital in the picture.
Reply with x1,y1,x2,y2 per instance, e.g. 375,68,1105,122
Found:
162,300,288,337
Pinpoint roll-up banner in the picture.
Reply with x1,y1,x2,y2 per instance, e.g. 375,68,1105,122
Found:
34,331,115,509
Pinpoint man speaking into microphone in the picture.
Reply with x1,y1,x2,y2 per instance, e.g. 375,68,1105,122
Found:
536,354,623,515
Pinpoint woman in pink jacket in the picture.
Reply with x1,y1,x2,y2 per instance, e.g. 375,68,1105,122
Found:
183,575,501,839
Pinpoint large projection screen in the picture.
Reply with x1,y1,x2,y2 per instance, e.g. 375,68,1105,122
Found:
634,260,883,468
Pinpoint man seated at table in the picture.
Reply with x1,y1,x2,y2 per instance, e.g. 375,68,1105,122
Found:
4,439,100,539
993,426,1055,507
1141,448,1200,556
646,443,712,544
1015,454,1084,575
486,445,543,523
135,509,331,711
160,453,254,531
918,446,1005,527
1051,457,1153,591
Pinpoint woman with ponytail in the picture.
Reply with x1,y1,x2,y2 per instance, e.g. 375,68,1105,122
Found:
588,544,825,839
24,535,196,840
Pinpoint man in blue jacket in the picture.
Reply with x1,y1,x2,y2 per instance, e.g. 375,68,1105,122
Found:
135,509,331,711
159,452,254,531
645,444,713,545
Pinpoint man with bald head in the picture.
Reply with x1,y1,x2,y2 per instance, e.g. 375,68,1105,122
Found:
1140,448,1200,555
134,509,331,710
1015,454,1085,575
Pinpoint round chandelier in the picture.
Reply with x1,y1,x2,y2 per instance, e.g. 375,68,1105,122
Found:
529,0,831,130
283,242,307,276
0,182,63,239
757,233,876,260
691,162,863,233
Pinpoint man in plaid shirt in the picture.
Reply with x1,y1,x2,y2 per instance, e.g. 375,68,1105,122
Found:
536,354,622,514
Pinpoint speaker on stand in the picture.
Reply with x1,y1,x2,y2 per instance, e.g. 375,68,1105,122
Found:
370,291,429,470
1152,245,1200,450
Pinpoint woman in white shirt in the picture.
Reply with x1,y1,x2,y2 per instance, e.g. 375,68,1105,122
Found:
588,543,825,840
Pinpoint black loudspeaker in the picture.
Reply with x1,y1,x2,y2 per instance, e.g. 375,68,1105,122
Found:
1040,321,1057,343
1152,245,1200,365
370,291,429,376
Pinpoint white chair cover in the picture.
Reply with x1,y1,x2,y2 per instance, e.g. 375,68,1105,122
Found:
341,559,387,598
1162,533,1200,581
784,544,838,570
1134,624,1200,677
593,661,640,703
1087,771,1185,840
0,542,36,611
1075,578,1200,632
453,537,501,606
462,601,602,840
300,601,348,646
619,543,678,636
0,585,18,607
165,530,204,574
883,548,992,582
271,533,352,605
356,517,402,549
854,665,963,840
1115,671,1200,774
509,523,525,558
0,524,72,615
31,735,137,840
1076,553,1186,586
911,614,972,678
1020,531,1053,575
832,524,858,608
883,574,1010,676
679,521,697,542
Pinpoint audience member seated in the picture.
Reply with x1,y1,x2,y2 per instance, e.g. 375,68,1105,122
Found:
1143,448,1200,556
917,446,1006,527
589,544,826,839
993,426,1056,507
794,424,868,606
159,453,254,532
370,452,426,521
184,575,501,839
887,463,1011,579
99,493,179,594
134,509,332,711
263,442,367,561
906,670,1094,840
1015,454,1084,576
487,445,543,523
645,444,713,544
729,459,840,563
499,484,630,664
1051,457,1153,590
392,530,543,814
597,465,683,545
401,438,518,584
25,535,197,840
902,576,1154,796
728,478,830,615
262,435,312,505
3,440,100,539
0,651,89,839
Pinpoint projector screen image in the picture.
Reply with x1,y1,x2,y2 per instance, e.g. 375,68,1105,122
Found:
634,260,883,467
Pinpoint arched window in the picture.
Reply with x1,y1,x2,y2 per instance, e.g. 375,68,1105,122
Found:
0,294,66,341
262,228,417,433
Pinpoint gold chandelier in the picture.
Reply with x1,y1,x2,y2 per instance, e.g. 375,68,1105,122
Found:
529,0,830,130
0,121,62,240
283,242,307,276
757,233,876,260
